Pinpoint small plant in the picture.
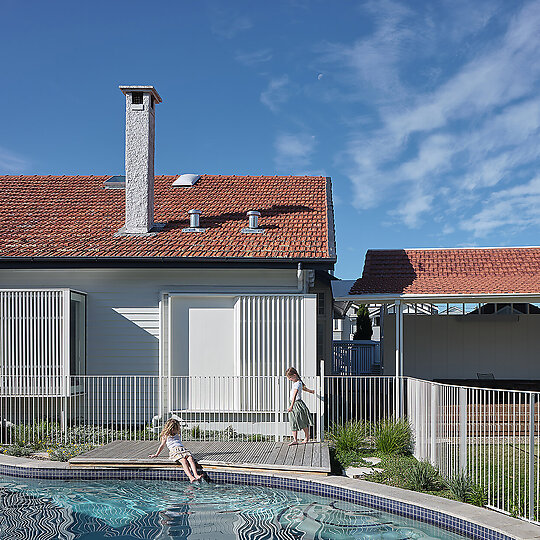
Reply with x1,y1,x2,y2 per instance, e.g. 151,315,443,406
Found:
375,418,413,455
47,444,94,462
3,445,33,457
326,420,371,454
407,460,442,491
363,454,417,487
326,420,372,468
445,472,486,506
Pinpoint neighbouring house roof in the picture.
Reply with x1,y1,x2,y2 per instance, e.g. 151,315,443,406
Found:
0,175,336,265
348,248,540,296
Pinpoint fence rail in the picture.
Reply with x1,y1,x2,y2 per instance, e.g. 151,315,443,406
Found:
1,373,540,522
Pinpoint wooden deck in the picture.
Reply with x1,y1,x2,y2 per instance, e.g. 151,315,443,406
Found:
69,440,331,475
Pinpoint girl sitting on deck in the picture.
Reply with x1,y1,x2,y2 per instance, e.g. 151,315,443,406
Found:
149,418,203,483
286,367,315,446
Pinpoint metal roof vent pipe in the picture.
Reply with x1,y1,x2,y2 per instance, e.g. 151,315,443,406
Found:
182,209,206,232
242,211,264,234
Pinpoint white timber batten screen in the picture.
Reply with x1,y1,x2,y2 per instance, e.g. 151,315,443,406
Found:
236,295,313,376
235,294,317,412
0,289,86,396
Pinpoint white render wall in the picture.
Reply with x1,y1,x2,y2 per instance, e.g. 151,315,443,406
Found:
383,313,540,379
0,268,302,375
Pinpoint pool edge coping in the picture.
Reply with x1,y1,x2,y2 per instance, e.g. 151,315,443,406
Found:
1,454,540,539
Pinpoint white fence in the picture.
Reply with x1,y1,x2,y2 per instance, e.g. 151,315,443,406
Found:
2,374,540,522
0,375,323,445
332,341,380,375
408,377,540,521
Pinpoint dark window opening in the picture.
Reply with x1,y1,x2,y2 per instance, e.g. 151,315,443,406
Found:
132,92,143,104
151,95,154,108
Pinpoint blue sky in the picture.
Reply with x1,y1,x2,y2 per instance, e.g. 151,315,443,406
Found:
2,1,540,279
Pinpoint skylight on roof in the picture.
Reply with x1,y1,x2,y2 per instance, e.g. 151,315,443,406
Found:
172,174,200,187
104,176,125,189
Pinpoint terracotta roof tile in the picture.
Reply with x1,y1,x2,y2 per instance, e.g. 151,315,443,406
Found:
350,248,540,295
0,175,336,261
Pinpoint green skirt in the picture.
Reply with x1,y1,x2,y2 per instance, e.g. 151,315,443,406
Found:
289,400,313,431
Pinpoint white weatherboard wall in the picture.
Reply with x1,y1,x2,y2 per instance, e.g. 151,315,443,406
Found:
0,268,300,376
383,313,540,379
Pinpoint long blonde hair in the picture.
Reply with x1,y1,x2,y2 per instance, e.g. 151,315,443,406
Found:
160,418,180,440
285,367,301,381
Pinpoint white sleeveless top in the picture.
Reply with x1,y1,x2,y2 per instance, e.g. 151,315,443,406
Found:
290,380,302,402
166,434,184,451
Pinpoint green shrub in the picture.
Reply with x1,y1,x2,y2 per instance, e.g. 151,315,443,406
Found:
445,472,486,506
326,420,373,468
326,420,371,454
3,445,33,457
47,444,94,462
13,421,61,446
407,460,442,491
375,418,413,455
363,454,417,486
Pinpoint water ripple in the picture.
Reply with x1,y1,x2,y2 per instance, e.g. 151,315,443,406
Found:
0,477,467,540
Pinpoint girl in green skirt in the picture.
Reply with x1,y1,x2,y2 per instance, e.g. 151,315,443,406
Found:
286,367,314,445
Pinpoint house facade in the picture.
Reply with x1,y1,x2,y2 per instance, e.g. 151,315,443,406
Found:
0,86,336,411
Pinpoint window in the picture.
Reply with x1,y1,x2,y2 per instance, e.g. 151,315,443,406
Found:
132,92,143,104
333,318,343,331
373,316,381,327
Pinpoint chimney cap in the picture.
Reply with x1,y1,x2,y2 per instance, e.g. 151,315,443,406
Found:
247,210,261,217
119,85,162,104
188,209,202,215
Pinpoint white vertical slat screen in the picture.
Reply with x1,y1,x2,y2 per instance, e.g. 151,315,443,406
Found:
236,295,306,376
236,295,307,412
0,290,66,396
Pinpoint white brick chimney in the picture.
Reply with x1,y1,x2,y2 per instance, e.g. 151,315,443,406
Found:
119,85,162,234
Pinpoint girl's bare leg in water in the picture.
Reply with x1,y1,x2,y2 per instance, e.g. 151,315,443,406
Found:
179,458,197,482
289,430,298,446
187,456,202,480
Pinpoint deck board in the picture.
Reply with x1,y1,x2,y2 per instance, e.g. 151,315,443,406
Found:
69,440,330,474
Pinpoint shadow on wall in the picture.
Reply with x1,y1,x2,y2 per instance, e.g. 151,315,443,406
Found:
86,306,159,375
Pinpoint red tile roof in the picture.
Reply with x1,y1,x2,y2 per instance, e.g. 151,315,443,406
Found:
350,248,540,296
0,175,335,262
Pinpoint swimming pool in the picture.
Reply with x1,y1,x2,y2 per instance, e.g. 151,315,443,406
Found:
0,476,468,540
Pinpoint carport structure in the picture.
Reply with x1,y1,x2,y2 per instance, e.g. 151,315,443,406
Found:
333,247,540,412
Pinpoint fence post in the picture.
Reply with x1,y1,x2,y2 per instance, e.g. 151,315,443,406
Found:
275,377,280,442
459,387,467,473
318,360,325,442
430,383,438,466
529,393,536,521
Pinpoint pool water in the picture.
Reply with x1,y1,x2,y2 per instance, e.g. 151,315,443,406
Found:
0,476,469,540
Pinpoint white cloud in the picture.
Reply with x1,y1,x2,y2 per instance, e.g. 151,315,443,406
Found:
236,48,272,66
260,75,290,112
0,146,28,173
461,176,540,237
274,133,316,173
324,0,540,238
210,10,252,39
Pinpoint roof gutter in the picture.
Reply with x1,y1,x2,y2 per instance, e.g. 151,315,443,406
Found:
0,256,336,270
335,292,540,303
